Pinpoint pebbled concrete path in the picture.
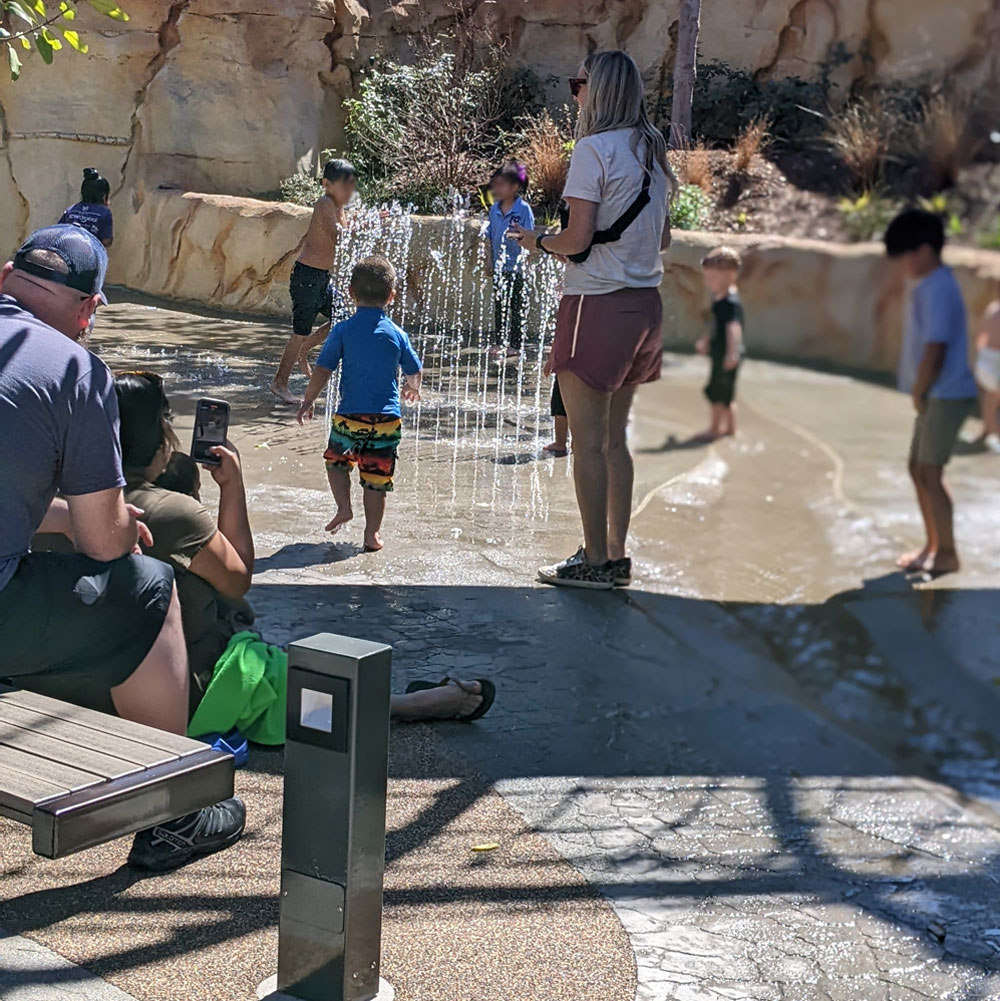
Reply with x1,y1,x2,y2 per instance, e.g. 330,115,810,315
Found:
3,301,1000,1000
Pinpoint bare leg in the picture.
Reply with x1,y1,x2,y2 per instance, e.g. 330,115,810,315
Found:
898,458,935,570
298,322,331,377
693,404,724,442
984,390,1000,438
606,385,636,562
362,488,387,551
390,680,483,720
558,370,612,566
325,465,354,533
271,334,309,404
918,463,960,573
544,415,569,454
110,585,189,735
721,402,737,436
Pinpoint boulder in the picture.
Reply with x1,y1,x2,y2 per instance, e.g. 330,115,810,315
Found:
1,0,996,248
110,188,1000,380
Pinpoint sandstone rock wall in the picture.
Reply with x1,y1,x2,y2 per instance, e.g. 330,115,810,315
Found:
2,0,999,248
110,188,1000,378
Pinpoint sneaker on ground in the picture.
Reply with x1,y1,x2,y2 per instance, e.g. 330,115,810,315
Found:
609,557,632,587
128,796,246,872
538,551,614,590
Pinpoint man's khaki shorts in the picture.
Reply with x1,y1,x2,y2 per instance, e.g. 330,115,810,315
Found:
909,397,975,467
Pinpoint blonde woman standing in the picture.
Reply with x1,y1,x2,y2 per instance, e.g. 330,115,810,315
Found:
511,50,676,589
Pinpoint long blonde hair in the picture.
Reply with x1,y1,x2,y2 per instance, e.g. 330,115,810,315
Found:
577,50,679,200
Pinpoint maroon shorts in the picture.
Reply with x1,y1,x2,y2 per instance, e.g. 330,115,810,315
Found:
550,287,663,393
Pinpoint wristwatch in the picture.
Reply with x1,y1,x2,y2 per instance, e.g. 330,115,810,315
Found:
536,234,552,255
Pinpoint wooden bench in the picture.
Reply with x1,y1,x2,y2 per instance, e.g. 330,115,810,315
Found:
0,686,235,859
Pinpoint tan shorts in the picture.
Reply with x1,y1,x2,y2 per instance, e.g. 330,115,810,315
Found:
909,398,974,467
551,287,663,393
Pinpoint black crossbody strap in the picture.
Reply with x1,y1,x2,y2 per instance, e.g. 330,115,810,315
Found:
561,169,653,264
590,170,652,248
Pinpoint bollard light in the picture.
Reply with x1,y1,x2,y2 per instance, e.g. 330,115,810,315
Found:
276,633,392,1001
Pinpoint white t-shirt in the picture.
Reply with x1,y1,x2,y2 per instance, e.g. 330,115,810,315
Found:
561,127,669,296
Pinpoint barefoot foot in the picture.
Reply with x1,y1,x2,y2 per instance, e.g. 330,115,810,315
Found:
269,381,302,406
363,532,384,552
896,547,929,572
922,551,960,576
325,508,353,534
543,441,568,457
403,680,483,721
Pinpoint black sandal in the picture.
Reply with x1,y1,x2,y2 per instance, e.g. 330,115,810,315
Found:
404,676,496,722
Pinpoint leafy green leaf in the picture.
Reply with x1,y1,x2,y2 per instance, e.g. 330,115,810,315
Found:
60,2,76,19
40,26,62,49
7,43,23,81
6,2,38,27
85,0,129,21
31,1,48,16
34,31,54,63
61,28,86,51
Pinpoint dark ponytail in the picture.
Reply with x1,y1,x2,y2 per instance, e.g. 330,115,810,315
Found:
81,167,110,205
114,371,178,470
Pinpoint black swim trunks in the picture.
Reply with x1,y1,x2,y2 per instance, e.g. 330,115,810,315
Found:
704,360,739,406
290,261,338,336
0,552,175,715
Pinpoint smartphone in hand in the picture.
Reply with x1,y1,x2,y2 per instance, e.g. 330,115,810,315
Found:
191,398,230,467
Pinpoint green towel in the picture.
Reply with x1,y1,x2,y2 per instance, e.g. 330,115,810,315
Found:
187,631,287,745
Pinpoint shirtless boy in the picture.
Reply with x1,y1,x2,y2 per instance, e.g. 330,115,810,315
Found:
270,159,357,404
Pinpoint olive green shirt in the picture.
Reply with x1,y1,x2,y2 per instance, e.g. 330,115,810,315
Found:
124,477,254,706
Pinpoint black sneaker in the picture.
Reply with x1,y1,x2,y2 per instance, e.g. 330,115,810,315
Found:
538,552,614,590
609,557,632,587
128,796,246,872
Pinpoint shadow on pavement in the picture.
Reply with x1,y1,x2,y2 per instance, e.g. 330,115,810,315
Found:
3,573,999,988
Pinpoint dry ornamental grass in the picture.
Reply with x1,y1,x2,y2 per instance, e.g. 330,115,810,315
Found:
677,143,713,192
824,99,894,191
734,116,771,174
514,107,574,222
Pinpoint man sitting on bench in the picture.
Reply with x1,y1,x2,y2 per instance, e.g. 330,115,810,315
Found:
0,226,245,872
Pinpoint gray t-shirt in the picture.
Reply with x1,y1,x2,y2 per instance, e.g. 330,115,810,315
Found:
561,127,670,296
0,294,125,589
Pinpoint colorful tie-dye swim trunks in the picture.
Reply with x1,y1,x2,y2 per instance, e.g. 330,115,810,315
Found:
324,412,402,492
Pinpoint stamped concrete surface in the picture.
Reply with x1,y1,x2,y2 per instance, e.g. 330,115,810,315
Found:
2,300,1000,1001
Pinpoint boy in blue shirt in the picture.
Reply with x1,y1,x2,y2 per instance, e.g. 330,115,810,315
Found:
297,256,422,552
885,209,978,576
483,161,534,359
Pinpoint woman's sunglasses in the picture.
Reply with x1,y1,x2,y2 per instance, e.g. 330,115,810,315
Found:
569,77,588,97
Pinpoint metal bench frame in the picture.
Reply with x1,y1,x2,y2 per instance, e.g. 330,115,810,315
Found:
0,686,234,859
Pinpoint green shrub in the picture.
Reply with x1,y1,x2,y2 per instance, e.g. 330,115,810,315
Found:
837,190,897,242
279,172,324,207
671,184,711,231
343,42,542,211
690,61,829,146
977,218,1000,251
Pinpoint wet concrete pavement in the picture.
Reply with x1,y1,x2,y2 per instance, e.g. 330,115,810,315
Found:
2,298,1000,1000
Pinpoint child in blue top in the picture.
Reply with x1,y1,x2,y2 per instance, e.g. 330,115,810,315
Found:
59,168,113,248
297,256,422,553
484,161,534,359
885,208,978,577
